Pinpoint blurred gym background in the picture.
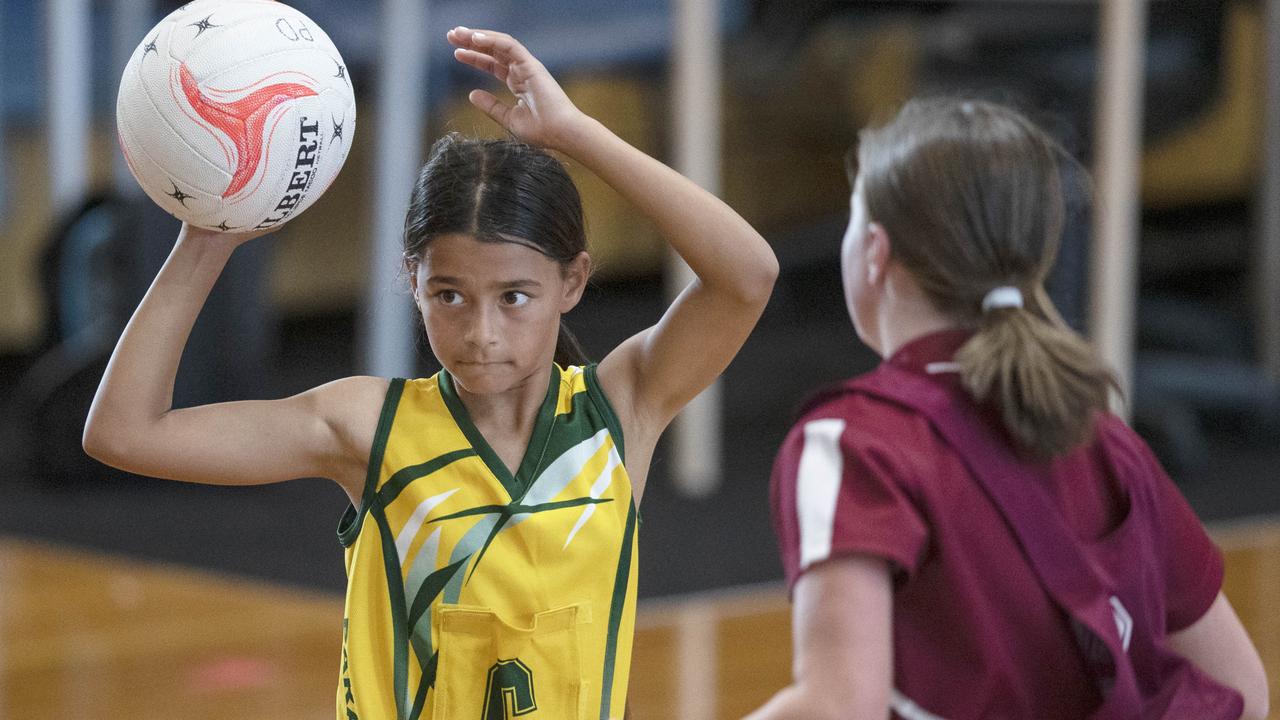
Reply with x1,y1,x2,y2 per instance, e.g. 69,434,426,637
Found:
2,0,1279,717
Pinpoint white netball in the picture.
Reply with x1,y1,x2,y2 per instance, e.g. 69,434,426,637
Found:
116,0,355,231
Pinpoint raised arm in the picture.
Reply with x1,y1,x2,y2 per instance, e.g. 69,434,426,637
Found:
83,225,385,501
447,26,778,446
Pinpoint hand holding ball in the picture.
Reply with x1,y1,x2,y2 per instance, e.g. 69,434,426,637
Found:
116,0,355,232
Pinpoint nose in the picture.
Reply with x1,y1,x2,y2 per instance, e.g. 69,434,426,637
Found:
464,303,500,348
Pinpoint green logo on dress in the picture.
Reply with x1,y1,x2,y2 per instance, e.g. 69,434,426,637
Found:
482,658,537,719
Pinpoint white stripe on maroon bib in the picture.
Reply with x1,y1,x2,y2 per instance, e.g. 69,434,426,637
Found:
796,418,847,569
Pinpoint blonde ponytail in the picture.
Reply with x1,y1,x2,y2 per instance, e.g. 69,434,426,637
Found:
955,285,1116,457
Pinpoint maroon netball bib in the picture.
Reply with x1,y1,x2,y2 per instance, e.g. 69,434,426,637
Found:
850,363,1242,720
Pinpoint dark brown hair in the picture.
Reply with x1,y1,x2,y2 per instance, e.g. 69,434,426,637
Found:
856,98,1116,457
403,133,588,366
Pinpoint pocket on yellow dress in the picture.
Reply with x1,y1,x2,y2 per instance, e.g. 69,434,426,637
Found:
431,603,592,720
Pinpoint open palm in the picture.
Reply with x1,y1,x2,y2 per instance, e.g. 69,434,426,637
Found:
446,27,585,150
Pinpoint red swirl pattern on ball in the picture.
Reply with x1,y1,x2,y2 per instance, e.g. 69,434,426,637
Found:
178,63,318,199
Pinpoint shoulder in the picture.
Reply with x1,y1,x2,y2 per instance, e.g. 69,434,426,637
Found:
349,374,460,428
771,379,937,584
560,363,626,452
557,363,591,396
1090,412,1165,481
592,349,659,454
291,376,393,499
594,337,644,418
545,364,600,418
308,375,393,415
773,378,939,494
782,378,934,456
305,375,393,449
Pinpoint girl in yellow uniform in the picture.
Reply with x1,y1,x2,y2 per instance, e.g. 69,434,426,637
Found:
84,27,778,720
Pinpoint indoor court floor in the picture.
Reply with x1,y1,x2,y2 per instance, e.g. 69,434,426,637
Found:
2,517,1277,719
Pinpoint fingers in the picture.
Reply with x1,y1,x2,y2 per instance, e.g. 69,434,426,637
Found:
178,222,272,247
467,89,512,128
452,48,509,82
446,26,531,68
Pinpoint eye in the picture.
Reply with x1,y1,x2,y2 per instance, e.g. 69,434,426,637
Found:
435,290,463,306
501,291,531,307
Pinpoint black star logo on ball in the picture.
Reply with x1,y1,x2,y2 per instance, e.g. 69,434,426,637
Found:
189,15,218,37
216,220,238,231
332,116,344,143
142,36,158,59
166,182,193,207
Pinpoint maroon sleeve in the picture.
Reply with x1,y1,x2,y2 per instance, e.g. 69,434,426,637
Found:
1123,428,1225,632
770,407,929,591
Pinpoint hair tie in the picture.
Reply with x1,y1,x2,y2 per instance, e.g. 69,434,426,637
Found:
981,286,1023,313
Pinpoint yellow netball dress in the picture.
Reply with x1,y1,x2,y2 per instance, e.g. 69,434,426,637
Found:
336,364,638,720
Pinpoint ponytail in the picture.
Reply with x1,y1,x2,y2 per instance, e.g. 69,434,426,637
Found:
555,322,589,367
955,285,1117,458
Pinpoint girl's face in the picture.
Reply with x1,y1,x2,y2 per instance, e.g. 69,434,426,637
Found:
411,233,587,395
840,175,881,352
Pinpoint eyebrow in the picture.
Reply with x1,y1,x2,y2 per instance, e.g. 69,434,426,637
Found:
426,276,544,290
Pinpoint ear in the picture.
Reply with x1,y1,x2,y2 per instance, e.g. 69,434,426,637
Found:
559,251,591,312
865,222,892,286
405,255,421,298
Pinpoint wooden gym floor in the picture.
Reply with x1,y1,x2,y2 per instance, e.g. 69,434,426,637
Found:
2,517,1277,719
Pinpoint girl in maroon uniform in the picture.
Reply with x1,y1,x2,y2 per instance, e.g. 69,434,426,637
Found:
748,99,1268,720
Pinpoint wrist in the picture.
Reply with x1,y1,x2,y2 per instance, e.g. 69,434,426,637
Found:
549,112,609,159
176,223,264,255
174,226,241,264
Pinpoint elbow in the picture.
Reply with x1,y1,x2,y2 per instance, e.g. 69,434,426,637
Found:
82,416,131,469
755,246,780,295
760,252,781,297
81,425,114,465
736,244,780,309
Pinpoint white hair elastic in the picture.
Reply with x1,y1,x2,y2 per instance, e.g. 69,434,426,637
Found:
981,286,1024,313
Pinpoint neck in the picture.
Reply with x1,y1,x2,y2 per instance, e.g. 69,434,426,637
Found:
453,365,551,432
873,271,961,358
